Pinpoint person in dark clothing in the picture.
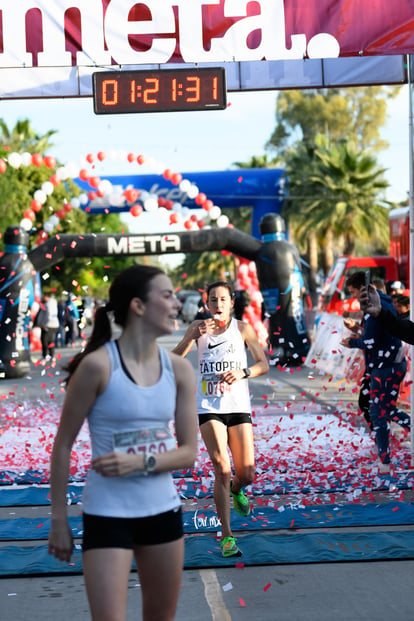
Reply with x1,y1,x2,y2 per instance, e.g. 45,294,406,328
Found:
341,272,410,472
360,285,414,344
343,278,387,430
233,290,251,321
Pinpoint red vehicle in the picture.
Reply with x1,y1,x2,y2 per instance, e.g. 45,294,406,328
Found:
318,207,408,315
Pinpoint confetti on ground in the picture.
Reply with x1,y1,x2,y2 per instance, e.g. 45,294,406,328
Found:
0,401,412,502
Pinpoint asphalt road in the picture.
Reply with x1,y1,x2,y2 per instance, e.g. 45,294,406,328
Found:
1,325,414,621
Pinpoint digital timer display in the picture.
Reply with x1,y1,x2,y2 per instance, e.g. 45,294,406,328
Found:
92,67,227,114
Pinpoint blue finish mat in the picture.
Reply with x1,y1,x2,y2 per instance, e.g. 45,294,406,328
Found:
1,529,414,576
2,468,414,506
1,502,414,541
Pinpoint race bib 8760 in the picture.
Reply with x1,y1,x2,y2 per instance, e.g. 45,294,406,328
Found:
113,426,175,456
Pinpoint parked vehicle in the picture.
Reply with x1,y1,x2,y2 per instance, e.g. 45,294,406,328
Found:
318,207,408,315
176,289,200,317
181,294,202,323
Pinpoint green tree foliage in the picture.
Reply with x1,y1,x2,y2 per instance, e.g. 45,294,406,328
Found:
169,248,236,292
285,135,391,275
266,86,401,155
265,86,400,280
0,118,128,296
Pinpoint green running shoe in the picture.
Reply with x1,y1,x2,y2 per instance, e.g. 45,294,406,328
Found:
230,482,251,517
221,536,242,558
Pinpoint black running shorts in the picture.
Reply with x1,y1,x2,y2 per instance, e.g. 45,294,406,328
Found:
82,507,183,551
198,412,252,427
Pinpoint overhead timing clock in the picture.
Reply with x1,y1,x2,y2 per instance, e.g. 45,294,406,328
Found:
92,67,227,114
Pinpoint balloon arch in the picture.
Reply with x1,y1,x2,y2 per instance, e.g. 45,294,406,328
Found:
0,150,308,379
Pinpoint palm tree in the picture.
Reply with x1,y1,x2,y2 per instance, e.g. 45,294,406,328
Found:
0,118,56,153
284,135,392,275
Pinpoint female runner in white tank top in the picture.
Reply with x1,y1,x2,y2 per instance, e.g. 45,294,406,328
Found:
173,281,269,557
48,265,198,621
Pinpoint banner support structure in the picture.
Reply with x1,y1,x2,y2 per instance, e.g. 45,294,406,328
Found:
408,54,414,467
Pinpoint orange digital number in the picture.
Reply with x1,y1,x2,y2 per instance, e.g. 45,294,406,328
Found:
143,78,159,104
186,76,200,103
102,79,118,106
212,76,218,100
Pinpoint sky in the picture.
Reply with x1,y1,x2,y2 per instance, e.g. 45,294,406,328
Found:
0,83,410,253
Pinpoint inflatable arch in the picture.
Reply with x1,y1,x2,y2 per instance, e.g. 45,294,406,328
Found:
0,215,309,378
78,168,286,239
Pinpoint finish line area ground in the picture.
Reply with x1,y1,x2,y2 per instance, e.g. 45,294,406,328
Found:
1,323,413,620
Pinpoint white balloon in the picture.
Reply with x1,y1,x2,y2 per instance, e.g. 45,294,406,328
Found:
41,181,54,196
179,179,191,193
139,190,149,202
98,179,113,195
56,166,69,180
70,197,81,209
8,152,21,168
144,197,158,212
181,207,190,218
109,192,125,206
34,190,47,204
217,215,229,228
20,217,32,231
44,221,54,232
49,215,59,227
79,193,89,205
21,152,32,166
209,206,221,220
173,202,182,213
187,184,199,199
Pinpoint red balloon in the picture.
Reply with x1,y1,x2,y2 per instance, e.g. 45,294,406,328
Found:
163,169,173,180
195,193,207,206
130,204,143,217
31,153,43,167
137,154,145,165
55,208,65,219
30,199,43,212
190,214,198,222
23,209,36,221
43,155,56,169
169,213,179,224
97,189,105,198
36,230,49,245
171,173,182,185
97,151,106,161
124,188,140,203
183,219,192,229
89,176,101,188
197,219,206,229
49,174,60,186
86,153,94,164
79,168,89,181
157,196,166,207
0,159,6,173
88,191,97,200
127,153,135,163
203,199,214,211
63,202,72,213
164,199,174,210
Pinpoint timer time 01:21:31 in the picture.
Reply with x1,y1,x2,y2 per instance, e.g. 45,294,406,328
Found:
93,68,227,114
